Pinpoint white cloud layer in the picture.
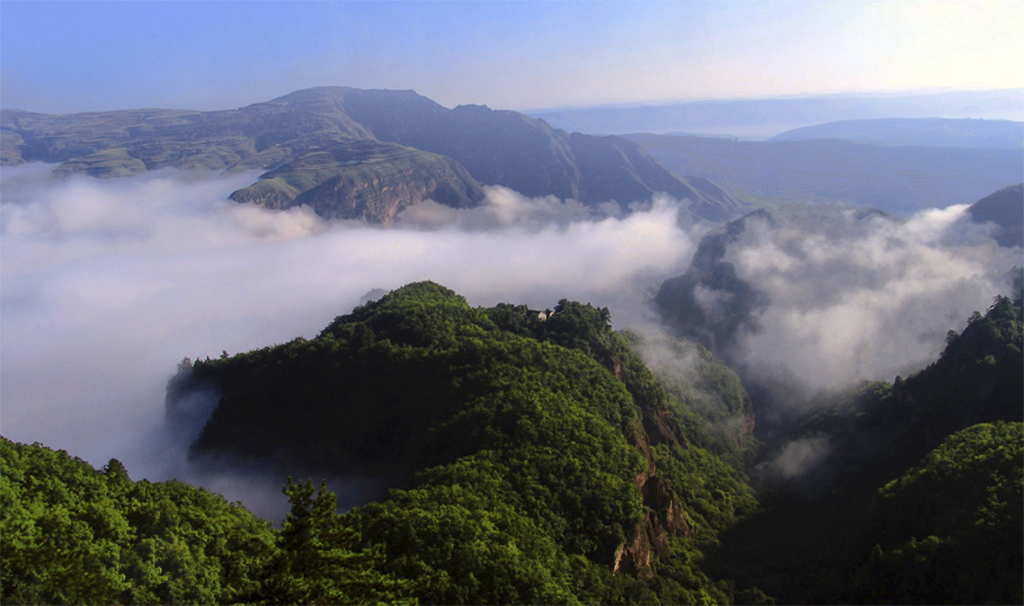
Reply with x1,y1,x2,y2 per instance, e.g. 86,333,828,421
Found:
724,205,1018,394
0,166,697,517
2,166,1016,511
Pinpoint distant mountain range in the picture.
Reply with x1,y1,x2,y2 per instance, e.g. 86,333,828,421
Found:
528,89,1024,139
770,117,1023,148
627,132,1023,215
0,87,746,224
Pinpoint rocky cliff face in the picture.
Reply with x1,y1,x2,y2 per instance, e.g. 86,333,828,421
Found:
613,474,690,578
334,88,747,220
229,139,483,223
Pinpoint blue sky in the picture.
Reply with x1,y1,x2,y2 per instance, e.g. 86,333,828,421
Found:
2,1,1022,114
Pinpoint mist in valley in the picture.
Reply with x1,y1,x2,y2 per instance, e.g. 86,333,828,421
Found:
1,165,1017,520
723,204,1019,396
0,165,700,519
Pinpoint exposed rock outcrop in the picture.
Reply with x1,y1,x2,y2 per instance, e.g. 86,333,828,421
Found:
613,475,690,578
230,140,483,224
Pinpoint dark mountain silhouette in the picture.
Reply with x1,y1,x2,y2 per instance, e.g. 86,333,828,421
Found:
967,183,1024,248
653,204,897,356
653,209,773,353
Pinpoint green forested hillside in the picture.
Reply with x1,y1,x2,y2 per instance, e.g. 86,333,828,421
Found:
707,293,1024,603
0,437,416,605
1,438,277,604
170,281,759,604
3,283,1021,604
838,421,1023,605
787,292,1023,490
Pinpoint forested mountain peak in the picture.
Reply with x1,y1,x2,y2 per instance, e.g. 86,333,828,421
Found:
164,281,758,603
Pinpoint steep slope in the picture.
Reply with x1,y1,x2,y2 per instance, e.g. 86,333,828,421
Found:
1,87,744,223
707,295,1024,603
967,183,1024,248
623,331,759,468
655,189,1018,360
228,139,482,224
169,282,759,604
769,293,1023,492
653,208,773,353
271,87,748,221
837,421,1023,605
655,205,899,356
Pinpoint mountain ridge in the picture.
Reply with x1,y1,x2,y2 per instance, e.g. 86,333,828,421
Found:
165,281,759,603
527,89,1024,138
770,117,1024,148
1,87,746,224
3,280,1021,604
627,132,1023,215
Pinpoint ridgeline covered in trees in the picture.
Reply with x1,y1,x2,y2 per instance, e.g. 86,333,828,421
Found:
2,282,1021,604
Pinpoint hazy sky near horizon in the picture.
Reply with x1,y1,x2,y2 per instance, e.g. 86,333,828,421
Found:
2,0,1022,114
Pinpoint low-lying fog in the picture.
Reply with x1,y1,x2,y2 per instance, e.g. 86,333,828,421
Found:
1,165,1016,519
724,204,1018,393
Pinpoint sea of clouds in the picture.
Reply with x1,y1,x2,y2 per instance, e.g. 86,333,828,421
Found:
1,165,1016,517
0,166,699,518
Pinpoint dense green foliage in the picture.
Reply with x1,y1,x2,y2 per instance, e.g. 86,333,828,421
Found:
708,295,1024,603
805,293,1022,489
0,439,414,605
837,422,1023,605
265,479,414,605
173,282,759,603
1,438,277,605
621,332,758,466
5,283,1021,605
